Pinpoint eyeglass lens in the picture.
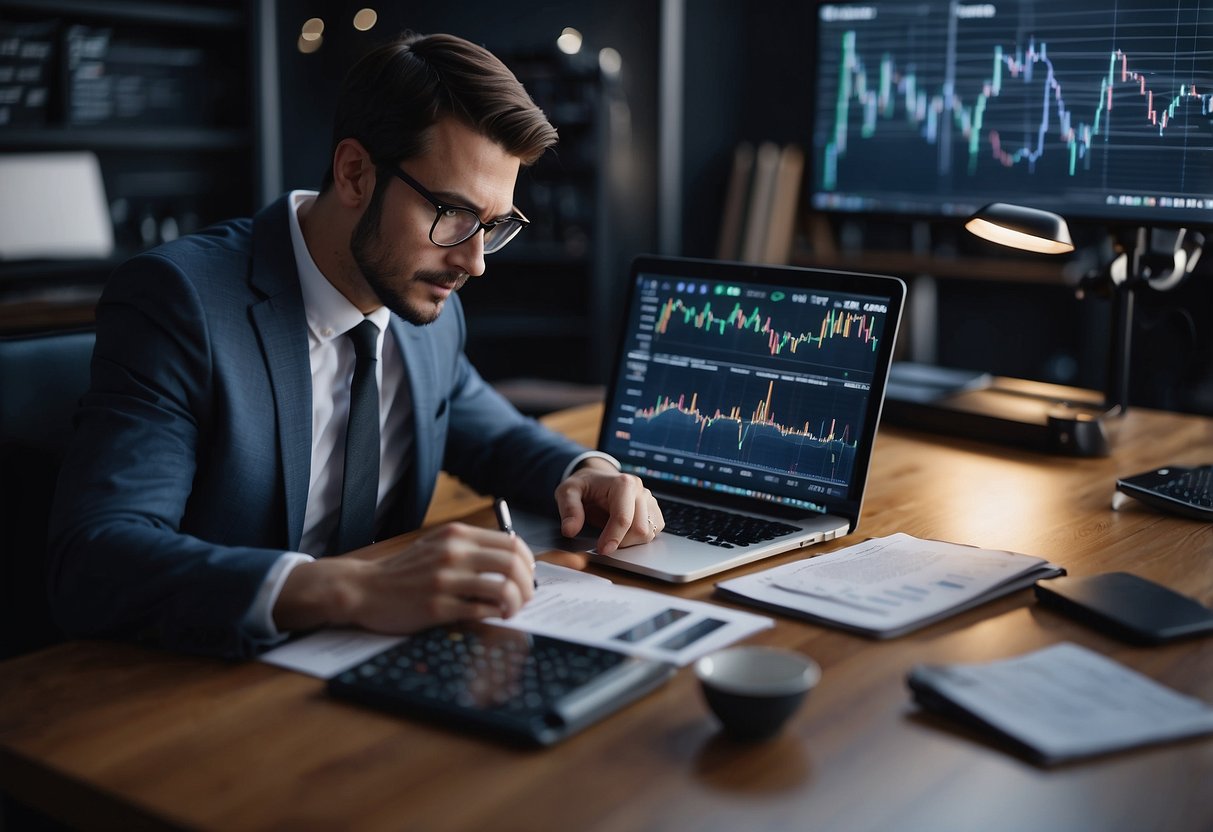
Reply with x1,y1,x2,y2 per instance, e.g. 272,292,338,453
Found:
432,209,524,253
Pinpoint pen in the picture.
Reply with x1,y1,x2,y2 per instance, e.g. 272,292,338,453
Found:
493,497,514,537
494,498,537,589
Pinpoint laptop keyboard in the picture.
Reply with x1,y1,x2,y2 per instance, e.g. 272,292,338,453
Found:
657,499,801,548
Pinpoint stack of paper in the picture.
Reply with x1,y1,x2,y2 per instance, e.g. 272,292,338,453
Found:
716,533,1064,638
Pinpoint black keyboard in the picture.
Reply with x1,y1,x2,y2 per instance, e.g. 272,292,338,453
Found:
658,499,801,548
1116,465,1213,521
327,623,674,746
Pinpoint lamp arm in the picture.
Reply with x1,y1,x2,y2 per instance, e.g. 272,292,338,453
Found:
1084,226,1205,414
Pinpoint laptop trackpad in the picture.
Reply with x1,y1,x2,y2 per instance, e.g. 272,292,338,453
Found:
510,508,601,554
509,509,725,556
508,509,747,580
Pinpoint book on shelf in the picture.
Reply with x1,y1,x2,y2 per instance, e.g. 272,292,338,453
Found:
762,143,804,264
740,141,781,263
716,141,754,261
718,141,805,265
715,532,1064,639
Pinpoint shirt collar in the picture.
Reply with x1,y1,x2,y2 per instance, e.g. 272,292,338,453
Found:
287,190,391,347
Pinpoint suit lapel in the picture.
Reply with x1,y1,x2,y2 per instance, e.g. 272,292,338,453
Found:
249,198,312,550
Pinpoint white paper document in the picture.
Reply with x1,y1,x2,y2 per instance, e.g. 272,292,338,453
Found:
908,641,1213,764
716,533,1063,637
486,576,773,667
259,628,406,678
261,561,770,677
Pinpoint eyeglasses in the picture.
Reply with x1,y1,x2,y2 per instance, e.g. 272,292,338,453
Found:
388,167,529,254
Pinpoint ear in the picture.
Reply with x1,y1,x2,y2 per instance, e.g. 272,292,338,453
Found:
331,138,377,209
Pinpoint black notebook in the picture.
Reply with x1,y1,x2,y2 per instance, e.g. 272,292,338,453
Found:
327,622,675,746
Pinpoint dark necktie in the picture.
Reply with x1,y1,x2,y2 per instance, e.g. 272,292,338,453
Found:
334,319,380,553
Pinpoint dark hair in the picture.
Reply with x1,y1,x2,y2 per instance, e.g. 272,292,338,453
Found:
321,32,557,190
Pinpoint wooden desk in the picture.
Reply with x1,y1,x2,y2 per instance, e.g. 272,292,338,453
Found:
2,404,1211,831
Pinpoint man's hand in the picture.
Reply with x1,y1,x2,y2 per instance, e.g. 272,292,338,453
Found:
554,458,665,555
274,523,535,634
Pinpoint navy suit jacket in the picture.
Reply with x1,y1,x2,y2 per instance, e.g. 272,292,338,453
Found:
48,196,587,658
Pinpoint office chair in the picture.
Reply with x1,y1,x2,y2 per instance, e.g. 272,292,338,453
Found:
0,327,95,660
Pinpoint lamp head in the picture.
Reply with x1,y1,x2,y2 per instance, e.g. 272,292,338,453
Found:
965,202,1075,255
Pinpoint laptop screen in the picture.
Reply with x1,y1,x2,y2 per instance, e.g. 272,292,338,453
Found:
599,256,905,521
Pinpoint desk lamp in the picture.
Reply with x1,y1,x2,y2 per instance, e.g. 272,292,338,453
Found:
968,203,1204,416
884,202,1203,456
964,202,1074,255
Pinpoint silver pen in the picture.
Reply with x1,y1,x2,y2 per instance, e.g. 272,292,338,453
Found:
494,498,537,589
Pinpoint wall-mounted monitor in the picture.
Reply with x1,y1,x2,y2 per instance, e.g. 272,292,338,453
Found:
810,0,1213,226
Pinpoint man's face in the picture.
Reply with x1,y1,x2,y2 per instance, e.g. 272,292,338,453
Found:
350,117,522,325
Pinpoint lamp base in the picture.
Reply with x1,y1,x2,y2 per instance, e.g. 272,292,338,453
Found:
883,363,1113,457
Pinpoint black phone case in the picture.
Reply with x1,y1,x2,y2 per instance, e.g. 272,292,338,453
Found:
1035,572,1213,644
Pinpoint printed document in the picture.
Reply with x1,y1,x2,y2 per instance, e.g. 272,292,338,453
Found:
486,572,772,666
716,532,1063,637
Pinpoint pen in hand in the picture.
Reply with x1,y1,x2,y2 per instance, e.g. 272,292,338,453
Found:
494,498,538,589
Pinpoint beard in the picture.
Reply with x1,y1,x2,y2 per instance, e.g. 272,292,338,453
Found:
350,183,469,326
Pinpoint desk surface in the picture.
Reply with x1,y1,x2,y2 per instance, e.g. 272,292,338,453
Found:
2,405,1211,832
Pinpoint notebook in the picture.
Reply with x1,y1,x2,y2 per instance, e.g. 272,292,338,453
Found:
512,254,906,582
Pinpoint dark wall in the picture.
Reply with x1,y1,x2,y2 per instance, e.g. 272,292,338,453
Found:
680,0,818,257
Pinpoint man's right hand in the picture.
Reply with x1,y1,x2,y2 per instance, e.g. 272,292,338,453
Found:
273,522,535,635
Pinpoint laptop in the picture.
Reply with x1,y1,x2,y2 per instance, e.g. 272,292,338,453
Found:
513,255,906,582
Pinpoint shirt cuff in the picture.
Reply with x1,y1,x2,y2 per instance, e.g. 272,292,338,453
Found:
242,552,315,642
561,450,621,482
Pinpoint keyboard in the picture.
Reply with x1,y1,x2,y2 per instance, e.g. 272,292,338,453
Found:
327,623,674,746
659,499,801,549
1116,465,1213,521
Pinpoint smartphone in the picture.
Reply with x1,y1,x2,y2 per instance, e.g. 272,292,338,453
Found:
1035,572,1213,644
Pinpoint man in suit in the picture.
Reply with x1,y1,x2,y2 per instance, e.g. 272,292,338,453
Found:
48,32,664,659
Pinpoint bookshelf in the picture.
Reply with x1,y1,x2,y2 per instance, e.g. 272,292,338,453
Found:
0,0,263,333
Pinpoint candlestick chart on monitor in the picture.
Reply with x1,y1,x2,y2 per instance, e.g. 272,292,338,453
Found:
811,0,1213,223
